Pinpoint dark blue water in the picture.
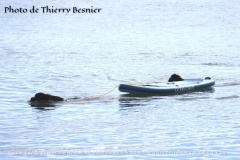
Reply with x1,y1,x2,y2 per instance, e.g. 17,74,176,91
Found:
1,0,240,159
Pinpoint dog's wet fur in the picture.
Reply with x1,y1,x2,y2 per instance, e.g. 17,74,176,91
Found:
30,92,64,102
30,74,183,102
168,74,184,82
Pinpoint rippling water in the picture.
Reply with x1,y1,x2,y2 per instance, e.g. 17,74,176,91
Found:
1,0,240,159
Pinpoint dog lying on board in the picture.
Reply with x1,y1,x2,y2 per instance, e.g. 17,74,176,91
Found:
168,74,184,82
30,74,183,103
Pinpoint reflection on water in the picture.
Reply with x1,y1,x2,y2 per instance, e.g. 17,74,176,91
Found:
29,101,59,111
118,87,215,107
118,94,157,108
215,95,239,100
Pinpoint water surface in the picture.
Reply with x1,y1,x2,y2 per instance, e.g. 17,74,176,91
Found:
1,0,240,159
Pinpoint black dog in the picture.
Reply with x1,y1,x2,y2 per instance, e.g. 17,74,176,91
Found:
168,74,184,82
30,92,64,102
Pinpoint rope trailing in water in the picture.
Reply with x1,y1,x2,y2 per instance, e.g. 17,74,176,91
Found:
85,81,144,100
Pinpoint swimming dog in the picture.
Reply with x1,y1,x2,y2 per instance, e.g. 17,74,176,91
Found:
30,92,64,102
